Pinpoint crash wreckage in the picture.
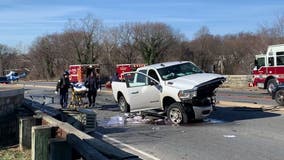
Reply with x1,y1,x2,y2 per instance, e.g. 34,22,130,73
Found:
112,61,226,124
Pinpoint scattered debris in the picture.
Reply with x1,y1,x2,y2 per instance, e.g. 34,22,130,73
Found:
262,105,284,111
98,112,230,127
152,126,160,131
103,116,125,127
223,135,236,138
98,112,169,127
203,118,226,124
104,98,112,102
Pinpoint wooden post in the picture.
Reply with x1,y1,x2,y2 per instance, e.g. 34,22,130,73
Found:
77,108,97,132
49,138,72,160
32,125,52,160
19,117,36,150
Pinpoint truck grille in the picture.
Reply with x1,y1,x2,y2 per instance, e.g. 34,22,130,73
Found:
191,97,211,106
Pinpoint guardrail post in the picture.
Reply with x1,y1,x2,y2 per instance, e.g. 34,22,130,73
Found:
19,116,36,150
49,138,72,160
77,108,97,132
32,125,52,160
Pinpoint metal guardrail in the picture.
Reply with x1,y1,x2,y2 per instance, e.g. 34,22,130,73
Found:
22,98,140,160
29,95,55,105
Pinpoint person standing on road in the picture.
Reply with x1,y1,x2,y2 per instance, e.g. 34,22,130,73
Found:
95,68,101,91
55,70,71,108
85,70,97,107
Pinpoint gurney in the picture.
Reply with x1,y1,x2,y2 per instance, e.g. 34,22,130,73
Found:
69,83,88,108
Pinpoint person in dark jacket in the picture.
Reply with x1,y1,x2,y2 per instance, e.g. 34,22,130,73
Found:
56,71,71,108
95,68,102,91
85,71,97,107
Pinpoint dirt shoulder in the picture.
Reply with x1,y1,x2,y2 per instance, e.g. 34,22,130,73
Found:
217,100,284,114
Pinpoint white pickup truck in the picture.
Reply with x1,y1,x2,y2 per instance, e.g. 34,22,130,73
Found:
112,61,226,124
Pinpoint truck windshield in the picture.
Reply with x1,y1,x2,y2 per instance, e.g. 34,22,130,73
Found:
157,62,203,80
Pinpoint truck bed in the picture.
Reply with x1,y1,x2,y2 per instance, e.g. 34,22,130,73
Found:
111,81,128,102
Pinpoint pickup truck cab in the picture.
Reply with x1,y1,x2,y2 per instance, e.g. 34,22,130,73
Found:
112,61,226,124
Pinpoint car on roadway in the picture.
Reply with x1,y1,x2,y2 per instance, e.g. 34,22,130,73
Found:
112,61,226,124
272,84,284,105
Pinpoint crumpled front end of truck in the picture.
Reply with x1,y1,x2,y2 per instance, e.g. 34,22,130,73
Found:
195,77,226,98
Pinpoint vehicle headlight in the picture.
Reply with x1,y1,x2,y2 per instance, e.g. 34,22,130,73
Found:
178,88,197,100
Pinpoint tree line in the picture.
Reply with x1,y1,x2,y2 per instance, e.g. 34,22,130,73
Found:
1,15,284,80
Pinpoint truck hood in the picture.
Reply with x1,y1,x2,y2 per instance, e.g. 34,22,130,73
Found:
165,73,225,90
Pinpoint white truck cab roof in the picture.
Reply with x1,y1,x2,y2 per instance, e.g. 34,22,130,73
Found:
137,61,191,70
266,44,284,55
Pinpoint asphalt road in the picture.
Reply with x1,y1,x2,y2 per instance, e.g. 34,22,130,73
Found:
19,80,276,105
22,83,284,160
216,88,277,106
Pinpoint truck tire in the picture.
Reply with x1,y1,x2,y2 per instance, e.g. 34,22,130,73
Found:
275,89,284,106
167,103,188,124
267,79,277,95
118,95,130,113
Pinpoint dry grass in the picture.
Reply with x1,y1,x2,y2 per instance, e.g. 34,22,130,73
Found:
0,146,31,160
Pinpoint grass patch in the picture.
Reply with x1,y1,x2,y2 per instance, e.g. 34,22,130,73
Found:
0,145,31,160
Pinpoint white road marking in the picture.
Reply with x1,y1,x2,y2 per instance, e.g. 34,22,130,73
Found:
95,131,161,160
223,135,237,138
22,84,55,89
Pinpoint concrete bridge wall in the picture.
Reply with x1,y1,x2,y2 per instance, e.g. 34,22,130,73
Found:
222,75,253,88
0,88,24,147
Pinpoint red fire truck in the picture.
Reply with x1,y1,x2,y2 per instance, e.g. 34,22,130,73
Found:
69,64,100,83
252,44,284,94
116,64,146,80
105,64,146,88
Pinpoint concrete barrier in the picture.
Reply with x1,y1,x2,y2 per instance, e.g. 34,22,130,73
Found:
0,87,24,147
0,87,24,116
222,75,252,88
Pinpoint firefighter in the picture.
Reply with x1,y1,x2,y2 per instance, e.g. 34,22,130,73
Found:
85,70,97,107
55,70,71,108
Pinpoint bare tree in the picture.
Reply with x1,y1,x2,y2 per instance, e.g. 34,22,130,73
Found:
115,23,142,64
0,44,19,76
23,13,284,79
133,22,178,64
29,36,57,79
220,33,260,74
100,28,120,76
65,15,103,64
189,26,220,72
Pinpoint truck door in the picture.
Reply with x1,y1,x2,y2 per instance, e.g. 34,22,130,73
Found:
125,72,162,111
267,57,276,75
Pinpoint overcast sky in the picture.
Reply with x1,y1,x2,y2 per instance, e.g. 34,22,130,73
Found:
0,0,283,50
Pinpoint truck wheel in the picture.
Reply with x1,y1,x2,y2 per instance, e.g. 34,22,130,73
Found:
118,96,130,113
267,79,277,95
275,89,284,106
167,103,188,124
